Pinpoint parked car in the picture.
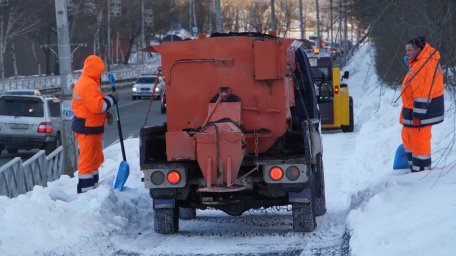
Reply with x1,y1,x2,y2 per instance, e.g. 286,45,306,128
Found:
131,75,165,100
0,90,62,155
3,89,42,96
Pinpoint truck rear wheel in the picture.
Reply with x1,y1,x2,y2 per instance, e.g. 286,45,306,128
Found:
313,153,327,216
179,207,196,220
154,208,179,234
45,134,61,155
292,202,316,232
6,148,18,154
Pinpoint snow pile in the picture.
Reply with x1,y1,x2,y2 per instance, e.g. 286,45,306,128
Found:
0,139,151,255
0,44,455,256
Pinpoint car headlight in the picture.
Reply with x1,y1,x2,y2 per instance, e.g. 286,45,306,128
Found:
155,87,160,92
132,87,137,92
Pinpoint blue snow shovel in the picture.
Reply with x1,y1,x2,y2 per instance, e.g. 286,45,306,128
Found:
108,73,130,191
393,144,409,170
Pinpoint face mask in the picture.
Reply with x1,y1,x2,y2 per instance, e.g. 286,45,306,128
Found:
403,56,410,70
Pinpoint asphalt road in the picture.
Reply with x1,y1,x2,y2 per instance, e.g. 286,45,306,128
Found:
0,87,165,167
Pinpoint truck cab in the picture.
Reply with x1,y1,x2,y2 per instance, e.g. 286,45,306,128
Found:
305,48,354,132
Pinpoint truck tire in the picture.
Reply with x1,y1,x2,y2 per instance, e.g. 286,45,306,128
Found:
154,208,179,234
313,153,327,216
45,135,61,155
179,207,196,220
342,97,354,132
6,148,18,154
292,202,316,232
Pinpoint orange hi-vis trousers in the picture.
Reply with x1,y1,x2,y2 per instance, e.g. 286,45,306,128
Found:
75,133,103,192
401,126,432,172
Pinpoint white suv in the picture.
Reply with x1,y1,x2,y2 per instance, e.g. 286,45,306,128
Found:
0,90,62,155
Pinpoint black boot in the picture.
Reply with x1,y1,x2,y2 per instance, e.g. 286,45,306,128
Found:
77,174,95,194
93,170,99,186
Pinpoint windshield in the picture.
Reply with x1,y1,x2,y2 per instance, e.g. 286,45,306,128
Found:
0,97,44,117
136,77,158,84
311,67,331,81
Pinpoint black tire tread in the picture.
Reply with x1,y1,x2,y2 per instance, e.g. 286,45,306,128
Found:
342,97,354,132
154,208,179,234
313,154,327,216
6,148,18,154
292,203,317,232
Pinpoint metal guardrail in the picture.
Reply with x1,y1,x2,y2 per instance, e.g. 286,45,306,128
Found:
0,146,64,198
0,65,160,94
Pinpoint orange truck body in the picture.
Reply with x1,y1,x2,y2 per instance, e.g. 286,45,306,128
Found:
153,37,295,187
140,33,328,234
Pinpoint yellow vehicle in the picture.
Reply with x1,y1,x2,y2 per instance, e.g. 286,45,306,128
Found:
306,48,354,132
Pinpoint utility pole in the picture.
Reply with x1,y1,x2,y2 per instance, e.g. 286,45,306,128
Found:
189,0,192,32
270,0,276,32
299,0,304,39
215,0,222,33
330,0,333,44
107,0,111,71
316,0,321,48
141,0,145,64
209,0,213,34
54,0,77,176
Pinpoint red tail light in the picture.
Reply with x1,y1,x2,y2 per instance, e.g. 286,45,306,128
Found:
38,122,52,133
167,170,181,185
269,167,284,181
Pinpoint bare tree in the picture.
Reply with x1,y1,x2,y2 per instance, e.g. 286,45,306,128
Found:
0,1,39,78
350,0,456,86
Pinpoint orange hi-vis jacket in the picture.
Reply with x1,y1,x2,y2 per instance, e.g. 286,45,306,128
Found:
400,43,444,127
71,55,116,134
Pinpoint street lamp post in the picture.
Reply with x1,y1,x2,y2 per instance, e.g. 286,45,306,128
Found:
54,0,77,176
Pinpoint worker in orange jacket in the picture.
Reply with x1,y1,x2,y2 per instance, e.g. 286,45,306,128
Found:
400,37,444,172
71,55,118,193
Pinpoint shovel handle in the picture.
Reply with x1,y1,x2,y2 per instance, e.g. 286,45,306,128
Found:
107,73,126,162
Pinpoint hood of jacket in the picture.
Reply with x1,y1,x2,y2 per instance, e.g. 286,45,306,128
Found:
82,55,105,81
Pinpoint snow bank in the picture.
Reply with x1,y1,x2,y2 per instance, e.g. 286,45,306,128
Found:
335,45,456,256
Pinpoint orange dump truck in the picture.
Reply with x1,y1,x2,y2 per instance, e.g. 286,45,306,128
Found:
140,33,333,234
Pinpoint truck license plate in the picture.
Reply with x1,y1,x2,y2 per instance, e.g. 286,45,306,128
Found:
309,58,318,67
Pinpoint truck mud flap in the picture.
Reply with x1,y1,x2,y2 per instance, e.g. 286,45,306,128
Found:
289,187,312,203
153,199,176,209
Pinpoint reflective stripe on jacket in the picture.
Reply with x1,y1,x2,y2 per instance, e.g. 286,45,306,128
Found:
400,43,444,127
71,55,115,134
